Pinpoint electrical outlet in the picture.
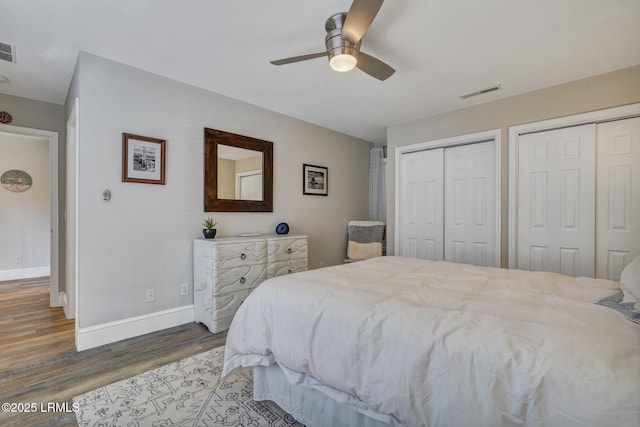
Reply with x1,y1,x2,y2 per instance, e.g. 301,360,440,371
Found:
180,283,189,296
146,288,156,303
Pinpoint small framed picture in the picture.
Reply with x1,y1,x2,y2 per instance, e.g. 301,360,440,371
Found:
122,133,166,185
303,163,328,196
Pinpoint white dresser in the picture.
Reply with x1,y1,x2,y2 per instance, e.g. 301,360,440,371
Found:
193,234,308,333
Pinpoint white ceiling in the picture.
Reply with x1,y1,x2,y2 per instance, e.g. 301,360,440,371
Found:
0,0,639,144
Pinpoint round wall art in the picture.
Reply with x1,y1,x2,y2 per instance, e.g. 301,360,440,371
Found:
0,111,12,124
1,169,33,192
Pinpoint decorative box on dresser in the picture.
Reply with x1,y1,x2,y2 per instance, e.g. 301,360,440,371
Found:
194,234,308,333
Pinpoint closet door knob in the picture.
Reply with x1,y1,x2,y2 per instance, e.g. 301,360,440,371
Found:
241,253,247,260
240,277,246,284
287,248,292,254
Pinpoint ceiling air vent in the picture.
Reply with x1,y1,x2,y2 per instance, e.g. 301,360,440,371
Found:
0,42,16,63
461,85,501,99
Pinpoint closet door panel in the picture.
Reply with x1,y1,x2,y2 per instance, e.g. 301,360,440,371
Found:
399,148,444,260
596,117,640,279
444,141,496,266
517,124,596,276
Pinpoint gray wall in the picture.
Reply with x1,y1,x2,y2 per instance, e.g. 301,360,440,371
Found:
0,134,50,272
387,65,640,266
67,52,371,328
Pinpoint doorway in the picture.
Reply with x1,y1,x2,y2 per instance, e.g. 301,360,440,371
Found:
0,124,59,307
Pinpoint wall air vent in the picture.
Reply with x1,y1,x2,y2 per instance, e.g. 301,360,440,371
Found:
461,85,501,99
0,42,16,63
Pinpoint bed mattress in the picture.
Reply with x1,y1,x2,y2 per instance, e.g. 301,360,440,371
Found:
222,256,640,427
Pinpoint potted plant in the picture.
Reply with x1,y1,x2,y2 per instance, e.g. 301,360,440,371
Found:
202,218,217,239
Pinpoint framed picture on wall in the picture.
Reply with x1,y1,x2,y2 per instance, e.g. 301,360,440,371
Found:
1,169,32,192
303,163,328,196
122,133,166,185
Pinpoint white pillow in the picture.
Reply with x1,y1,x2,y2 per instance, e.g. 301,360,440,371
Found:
620,255,640,304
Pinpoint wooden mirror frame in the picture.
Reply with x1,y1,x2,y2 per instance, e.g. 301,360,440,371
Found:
204,128,273,212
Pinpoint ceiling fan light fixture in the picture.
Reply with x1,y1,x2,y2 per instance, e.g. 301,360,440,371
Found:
330,53,357,72
270,1,395,81
325,19,359,73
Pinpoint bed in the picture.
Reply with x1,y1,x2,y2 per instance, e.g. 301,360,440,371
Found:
221,256,640,427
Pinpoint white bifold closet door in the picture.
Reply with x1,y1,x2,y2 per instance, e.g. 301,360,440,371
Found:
516,117,640,279
399,140,496,266
595,117,640,279
444,141,496,266
517,124,596,277
400,148,444,260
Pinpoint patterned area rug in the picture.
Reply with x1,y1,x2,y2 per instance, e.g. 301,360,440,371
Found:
73,347,303,426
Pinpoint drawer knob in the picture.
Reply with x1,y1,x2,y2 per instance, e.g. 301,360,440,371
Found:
241,253,247,260
288,269,292,274
287,248,292,254
240,277,246,284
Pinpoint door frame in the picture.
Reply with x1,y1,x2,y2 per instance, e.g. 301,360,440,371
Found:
394,128,502,266
66,98,79,320
0,123,59,306
508,102,640,268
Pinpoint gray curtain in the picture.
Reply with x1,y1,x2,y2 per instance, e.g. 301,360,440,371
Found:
368,146,386,221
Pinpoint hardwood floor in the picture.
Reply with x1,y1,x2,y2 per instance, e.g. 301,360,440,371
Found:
0,277,226,426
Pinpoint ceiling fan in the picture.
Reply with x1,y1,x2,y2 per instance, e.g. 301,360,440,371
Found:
270,0,395,81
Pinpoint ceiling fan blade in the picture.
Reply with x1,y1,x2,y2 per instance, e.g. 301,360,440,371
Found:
342,0,384,44
356,51,395,81
270,52,327,66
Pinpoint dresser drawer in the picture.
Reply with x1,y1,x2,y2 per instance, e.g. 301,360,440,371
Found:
213,264,267,295
214,241,267,268
210,288,251,321
195,240,268,269
268,257,308,277
267,237,308,261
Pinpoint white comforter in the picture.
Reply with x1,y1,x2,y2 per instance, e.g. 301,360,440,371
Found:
222,256,640,427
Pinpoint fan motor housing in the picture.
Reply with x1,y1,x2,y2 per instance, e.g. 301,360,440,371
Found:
325,13,360,62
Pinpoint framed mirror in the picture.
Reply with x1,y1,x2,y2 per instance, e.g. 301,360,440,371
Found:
204,128,273,212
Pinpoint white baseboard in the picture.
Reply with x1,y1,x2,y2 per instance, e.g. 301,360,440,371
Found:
51,290,64,309
76,305,195,351
0,266,50,281
61,292,74,319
